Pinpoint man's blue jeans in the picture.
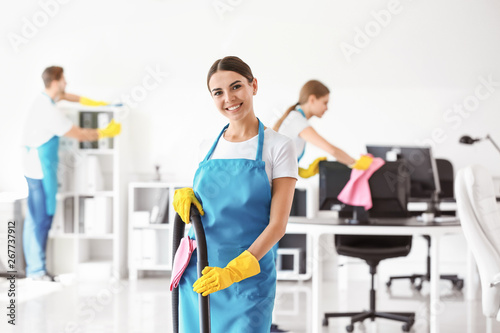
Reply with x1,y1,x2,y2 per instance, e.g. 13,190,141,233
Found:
23,177,54,277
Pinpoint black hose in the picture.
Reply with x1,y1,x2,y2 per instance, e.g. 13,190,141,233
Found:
190,205,211,333
171,205,211,333
171,213,185,333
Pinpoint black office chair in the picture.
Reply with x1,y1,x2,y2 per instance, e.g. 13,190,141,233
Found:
386,159,464,291
323,235,415,332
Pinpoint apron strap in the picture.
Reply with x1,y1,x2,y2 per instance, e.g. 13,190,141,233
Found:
203,119,265,162
295,106,307,162
202,124,229,162
41,92,56,105
255,119,264,162
295,106,306,118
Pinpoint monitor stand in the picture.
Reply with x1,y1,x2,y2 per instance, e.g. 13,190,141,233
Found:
346,206,371,225
425,190,441,217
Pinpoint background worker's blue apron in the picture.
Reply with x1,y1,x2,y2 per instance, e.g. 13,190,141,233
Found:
295,106,306,162
179,120,277,333
26,135,60,216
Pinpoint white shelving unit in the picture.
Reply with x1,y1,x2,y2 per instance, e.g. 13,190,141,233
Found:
128,182,190,279
48,105,123,280
276,185,316,281
128,183,314,281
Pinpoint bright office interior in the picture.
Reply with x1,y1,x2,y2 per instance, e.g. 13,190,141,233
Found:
1,0,500,332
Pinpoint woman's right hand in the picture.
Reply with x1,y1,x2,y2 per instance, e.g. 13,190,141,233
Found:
173,188,204,224
350,155,374,170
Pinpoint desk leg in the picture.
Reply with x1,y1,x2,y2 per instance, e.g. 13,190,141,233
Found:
430,234,440,333
311,232,323,333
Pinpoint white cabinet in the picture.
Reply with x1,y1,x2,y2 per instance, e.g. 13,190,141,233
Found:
128,182,189,279
48,105,123,279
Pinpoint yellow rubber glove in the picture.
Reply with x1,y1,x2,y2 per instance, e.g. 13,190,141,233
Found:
97,119,122,139
193,250,260,296
173,188,204,224
350,155,373,170
298,157,327,178
80,96,109,107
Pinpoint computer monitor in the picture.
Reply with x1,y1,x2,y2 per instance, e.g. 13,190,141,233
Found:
319,161,410,224
366,145,441,200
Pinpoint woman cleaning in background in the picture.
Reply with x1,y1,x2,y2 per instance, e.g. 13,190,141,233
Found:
22,66,121,281
273,80,372,176
173,56,298,332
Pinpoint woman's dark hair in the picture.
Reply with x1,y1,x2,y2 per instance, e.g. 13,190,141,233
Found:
273,80,330,131
207,56,254,91
42,66,64,88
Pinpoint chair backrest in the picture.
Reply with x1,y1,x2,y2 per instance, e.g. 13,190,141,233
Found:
436,158,454,199
455,165,500,320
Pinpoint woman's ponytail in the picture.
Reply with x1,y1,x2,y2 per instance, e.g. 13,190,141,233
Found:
273,102,299,132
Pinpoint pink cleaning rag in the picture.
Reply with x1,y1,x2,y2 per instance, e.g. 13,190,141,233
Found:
169,236,197,291
337,156,385,210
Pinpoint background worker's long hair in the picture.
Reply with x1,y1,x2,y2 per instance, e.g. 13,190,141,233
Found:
273,80,330,132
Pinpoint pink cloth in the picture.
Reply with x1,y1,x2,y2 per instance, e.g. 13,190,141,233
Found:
169,236,197,291
337,156,385,210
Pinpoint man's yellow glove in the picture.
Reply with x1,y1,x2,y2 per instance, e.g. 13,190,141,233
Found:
193,250,260,296
80,96,109,107
97,119,122,139
350,155,373,170
298,157,327,178
173,188,204,224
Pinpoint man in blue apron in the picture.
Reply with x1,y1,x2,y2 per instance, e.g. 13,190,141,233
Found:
22,66,121,281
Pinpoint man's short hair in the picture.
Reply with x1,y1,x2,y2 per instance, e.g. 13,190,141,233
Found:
42,66,64,88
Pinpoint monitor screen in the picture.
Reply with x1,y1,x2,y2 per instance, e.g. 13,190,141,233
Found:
366,145,440,199
319,161,410,223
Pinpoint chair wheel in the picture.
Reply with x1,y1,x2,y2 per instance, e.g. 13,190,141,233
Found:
322,318,329,326
386,280,392,287
346,324,354,332
415,283,423,291
403,317,415,332
454,280,464,290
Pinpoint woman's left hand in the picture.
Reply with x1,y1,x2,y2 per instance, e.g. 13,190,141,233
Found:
192,250,260,296
298,157,327,178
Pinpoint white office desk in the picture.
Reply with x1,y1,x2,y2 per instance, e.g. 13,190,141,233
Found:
286,216,463,333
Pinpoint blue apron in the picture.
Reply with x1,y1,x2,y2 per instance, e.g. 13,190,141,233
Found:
295,106,306,162
179,120,277,333
26,135,60,216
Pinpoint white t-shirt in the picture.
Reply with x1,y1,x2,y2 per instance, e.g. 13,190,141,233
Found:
200,128,298,186
22,93,73,178
277,109,311,160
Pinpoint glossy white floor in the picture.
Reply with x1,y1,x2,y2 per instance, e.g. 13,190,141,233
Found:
1,274,499,333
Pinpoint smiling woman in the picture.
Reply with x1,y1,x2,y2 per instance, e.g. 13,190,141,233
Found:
172,56,298,332
206,56,258,130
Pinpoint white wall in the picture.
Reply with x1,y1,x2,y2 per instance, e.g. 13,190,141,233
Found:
1,0,499,192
